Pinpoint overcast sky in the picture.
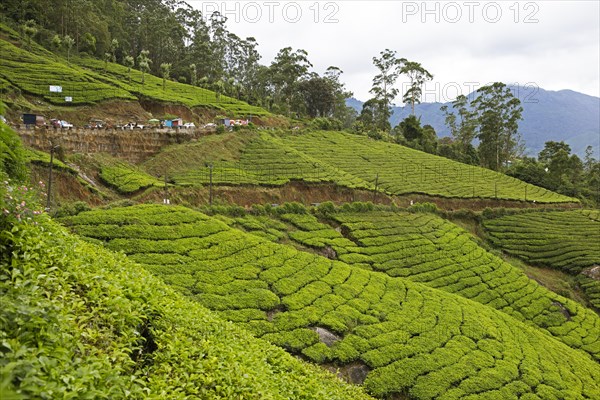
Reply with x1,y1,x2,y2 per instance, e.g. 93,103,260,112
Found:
190,0,600,104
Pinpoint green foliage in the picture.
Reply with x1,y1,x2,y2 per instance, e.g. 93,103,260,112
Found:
61,204,600,399
1,201,373,399
0,123,27,183
483,210,600,274
507,142,598,204
62,35,75,61
356,98,391,133
339,202,376,213
328,211,600,361
22,148,76,174
51,201,92,218
399,60,433,115
367,49,401,132
123,55,134,83
393,116,438,154
0,31,134,105
577,275,600,310
161,132,362,188
0,183,44,253
441,84,525,171
407,202,438,214
87,154,162,194
0,121,29,232
276,202,308,215
472,82,523,171
308,117,342,131
0,24,268,116
315,201,336,217
147,130,572,203
483,210,600,309
160,62,171,91
279,131,574,203
101,167,161,194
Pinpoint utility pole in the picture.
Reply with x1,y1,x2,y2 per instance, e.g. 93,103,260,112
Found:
163,169,169,205
46,142,59,211
373,173,379,203
208,162,213,206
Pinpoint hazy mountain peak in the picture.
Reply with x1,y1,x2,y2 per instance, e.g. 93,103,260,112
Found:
347,86,600,156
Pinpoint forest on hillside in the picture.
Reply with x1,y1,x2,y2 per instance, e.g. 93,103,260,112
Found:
1,0,599,205
0,0,354,121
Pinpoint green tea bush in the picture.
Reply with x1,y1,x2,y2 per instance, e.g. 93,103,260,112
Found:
483,210,600,274
61,205,600,399
276,202,308,215
279,131,575,203
330,211,600,361
484,210,600,310
151,130,571,204
51,201,91,218
0,122,27,184
99,161,162,194
316,201,336,217
1,196,374,399
339,202,376,213
0,26,268,116
407,202,439,214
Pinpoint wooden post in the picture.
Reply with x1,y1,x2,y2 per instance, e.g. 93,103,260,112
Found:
209,163,213,206
164,169,169,204
46,142,59,211
373,173,379,203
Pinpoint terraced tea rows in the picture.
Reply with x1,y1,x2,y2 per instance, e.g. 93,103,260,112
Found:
279,131,575,203
255,210,600,359
484,210,600,310
484,211,600,274
0,37,133,104
0,23,266,116
61,205,600,399
100,160,163,194
280,212,357,252
75,56,266,116
151,130,576,202
170,133,370,188
3,208,373,399
144,131,575,204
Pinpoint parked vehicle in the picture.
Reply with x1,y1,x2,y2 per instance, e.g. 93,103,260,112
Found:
23,113,46,127
182,122,196,129
85,119,105,129
122,122,144,129
203,123,216,128
50,119,73,128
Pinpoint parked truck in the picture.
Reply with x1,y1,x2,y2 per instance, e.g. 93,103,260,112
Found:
22,113,46,127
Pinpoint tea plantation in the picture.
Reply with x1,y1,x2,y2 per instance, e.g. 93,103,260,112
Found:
484,210,600,309
279,131,575,203
95,155,164,194
0,23,267,116
212,208,600,361
0,206,373,399
144,131,577,203
0,32,133,104
162,132,368,188
60,204,600,399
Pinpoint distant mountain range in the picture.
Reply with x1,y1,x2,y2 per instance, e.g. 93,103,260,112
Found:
347,86,600,157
